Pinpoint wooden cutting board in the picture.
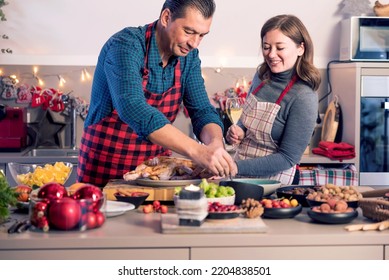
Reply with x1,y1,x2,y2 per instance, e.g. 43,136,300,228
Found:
161,213,268,234
103,179,176,201
321,100,342,142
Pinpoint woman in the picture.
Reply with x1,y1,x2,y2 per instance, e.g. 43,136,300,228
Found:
226,14,321,185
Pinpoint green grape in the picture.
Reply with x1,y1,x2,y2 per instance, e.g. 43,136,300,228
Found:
226,186,235,196
174,187,182,195
216,186,228,197
207,187,217,198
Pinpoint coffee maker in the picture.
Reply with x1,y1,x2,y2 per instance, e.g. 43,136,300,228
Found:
0,104,28,152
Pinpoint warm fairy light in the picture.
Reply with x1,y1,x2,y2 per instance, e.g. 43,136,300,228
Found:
81,68,91,81
58,75,66,87
9,74,19,84
33,66,38,75
0,69,2,75
84,68,91,80
38,78,44,86
243,77,247,89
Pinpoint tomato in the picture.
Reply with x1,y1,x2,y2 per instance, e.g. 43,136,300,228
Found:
14,185,32,202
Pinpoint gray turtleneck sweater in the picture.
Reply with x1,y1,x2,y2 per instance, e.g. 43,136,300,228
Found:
235,69,318,177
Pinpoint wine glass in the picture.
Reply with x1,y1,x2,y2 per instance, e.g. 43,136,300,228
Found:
225,97,244,149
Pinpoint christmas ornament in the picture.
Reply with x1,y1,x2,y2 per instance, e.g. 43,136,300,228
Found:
37,182,68,201
73,185,104,212
48,197,81,230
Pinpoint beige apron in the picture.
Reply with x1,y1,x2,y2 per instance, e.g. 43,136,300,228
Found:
235,76,298,185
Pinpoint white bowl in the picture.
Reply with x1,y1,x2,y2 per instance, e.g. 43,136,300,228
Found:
174,194,235,206
232,178,281,196
207,195,235,205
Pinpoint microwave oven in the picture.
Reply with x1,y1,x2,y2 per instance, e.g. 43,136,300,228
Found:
339,16,389,61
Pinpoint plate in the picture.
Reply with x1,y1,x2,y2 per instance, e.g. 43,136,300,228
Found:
135,178,202,187
276,185,317,207
262,204,303,219
207,211,241,220
307,209,358,224
104,201,135,217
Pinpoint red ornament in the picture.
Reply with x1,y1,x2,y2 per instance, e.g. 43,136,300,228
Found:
73,185,104,211
48,197,81,230
38,182,67,201
84,212,97,229
95,211,105,228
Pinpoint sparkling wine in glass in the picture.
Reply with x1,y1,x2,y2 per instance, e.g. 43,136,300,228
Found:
225,97,244,150
226,97,244,126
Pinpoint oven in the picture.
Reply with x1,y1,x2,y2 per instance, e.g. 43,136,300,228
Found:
360,75,389,185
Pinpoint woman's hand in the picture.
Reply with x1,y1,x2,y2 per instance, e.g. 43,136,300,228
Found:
226,125,244,145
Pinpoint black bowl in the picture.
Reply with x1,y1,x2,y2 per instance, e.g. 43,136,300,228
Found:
219,180,264,205
114,191,149,209
263,204,302,219
307,209,358,224
306,198,359,209
276,185,317,207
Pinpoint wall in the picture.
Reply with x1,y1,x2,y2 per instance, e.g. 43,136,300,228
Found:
0,0,377,68
0,0,370,149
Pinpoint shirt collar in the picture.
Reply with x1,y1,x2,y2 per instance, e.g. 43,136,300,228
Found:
149,22,179,68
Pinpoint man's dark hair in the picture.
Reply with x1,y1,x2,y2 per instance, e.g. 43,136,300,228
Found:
161,0,216,21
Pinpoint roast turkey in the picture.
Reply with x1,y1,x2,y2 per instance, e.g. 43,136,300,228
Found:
123,156,212,181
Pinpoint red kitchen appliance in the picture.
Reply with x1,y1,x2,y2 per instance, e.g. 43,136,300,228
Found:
0,104,28,152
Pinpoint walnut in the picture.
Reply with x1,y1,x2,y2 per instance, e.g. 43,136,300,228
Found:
241,198,264,218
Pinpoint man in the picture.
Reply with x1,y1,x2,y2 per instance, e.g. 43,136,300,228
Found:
78,0,237,187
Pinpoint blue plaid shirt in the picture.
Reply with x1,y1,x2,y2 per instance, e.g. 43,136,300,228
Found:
85,21,222,140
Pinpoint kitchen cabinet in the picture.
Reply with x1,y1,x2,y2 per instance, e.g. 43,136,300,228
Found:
1,249,189,260
329,62,389,186
1,208,388,260
191,246,383,260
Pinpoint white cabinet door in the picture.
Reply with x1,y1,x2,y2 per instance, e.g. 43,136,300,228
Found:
191,246,383,260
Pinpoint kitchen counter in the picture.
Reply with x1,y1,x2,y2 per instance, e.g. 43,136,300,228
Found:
1,207,388,260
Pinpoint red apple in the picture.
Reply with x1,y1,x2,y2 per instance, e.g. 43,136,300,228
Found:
38,182,67,201
49,197,81,230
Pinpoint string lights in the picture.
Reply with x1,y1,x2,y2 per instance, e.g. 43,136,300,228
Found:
0,66,93,88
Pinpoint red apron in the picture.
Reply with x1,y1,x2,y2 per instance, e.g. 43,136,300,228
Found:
77,23,182,187
235,75,298,185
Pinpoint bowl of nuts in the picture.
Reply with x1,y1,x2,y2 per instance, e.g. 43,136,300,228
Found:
305,184,362,209
307,199,358,224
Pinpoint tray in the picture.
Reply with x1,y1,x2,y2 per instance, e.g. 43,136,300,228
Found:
161,213,267,234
